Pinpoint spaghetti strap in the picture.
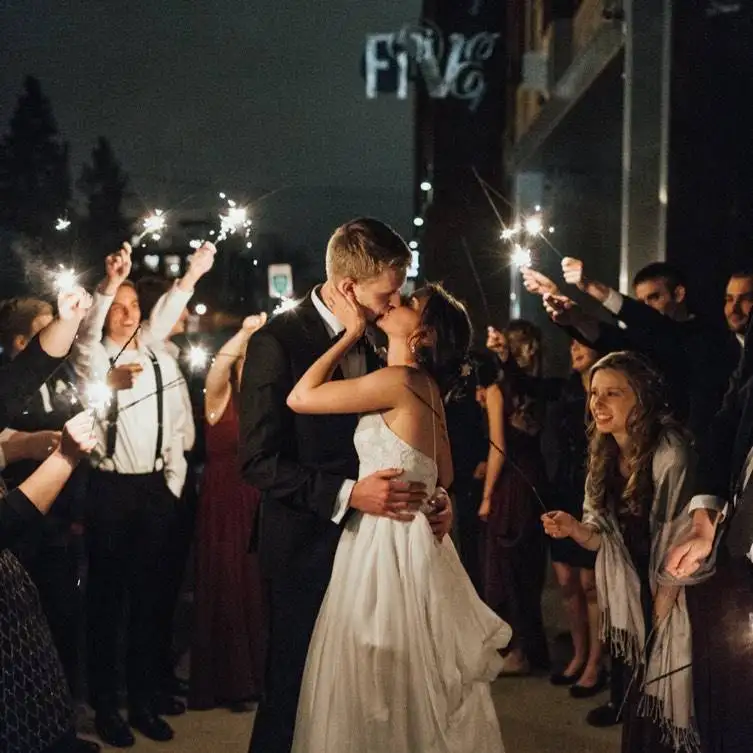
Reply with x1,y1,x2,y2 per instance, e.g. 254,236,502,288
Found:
427,375,437,465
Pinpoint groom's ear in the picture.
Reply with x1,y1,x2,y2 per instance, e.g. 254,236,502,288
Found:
338,277,356,297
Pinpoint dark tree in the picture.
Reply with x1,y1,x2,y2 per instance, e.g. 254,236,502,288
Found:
0,76,71,241
78,136,131,253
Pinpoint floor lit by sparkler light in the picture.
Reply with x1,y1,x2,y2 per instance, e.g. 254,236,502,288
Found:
73,574,619,752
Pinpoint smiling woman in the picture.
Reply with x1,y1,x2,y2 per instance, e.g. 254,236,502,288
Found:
542,350,713,753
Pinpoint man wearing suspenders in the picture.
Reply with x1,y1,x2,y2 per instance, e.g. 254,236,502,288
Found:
72,242,214,748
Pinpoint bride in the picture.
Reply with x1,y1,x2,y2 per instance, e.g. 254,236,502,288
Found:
286,283,510,753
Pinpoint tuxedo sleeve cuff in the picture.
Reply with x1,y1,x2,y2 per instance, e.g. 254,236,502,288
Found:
332,479,355,525
689,494,728,520
602,288,624,316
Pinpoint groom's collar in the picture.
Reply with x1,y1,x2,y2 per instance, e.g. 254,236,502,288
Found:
311,285,344,338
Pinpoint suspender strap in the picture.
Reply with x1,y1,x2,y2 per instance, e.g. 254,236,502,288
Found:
105,358,119,459
148,350,165,468
103,350,165,470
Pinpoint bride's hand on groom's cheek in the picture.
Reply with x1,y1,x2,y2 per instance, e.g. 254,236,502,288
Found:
349,468,426,522
426,488,453,542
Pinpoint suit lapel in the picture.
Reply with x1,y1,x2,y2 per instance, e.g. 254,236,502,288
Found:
294,291,346,381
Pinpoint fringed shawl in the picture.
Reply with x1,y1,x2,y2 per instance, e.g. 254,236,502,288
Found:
583,431,716,753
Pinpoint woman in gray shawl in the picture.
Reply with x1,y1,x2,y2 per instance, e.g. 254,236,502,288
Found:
542,351,713,753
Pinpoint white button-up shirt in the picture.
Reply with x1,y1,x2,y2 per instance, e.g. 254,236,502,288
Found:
310,287,366,523
71,286,193,498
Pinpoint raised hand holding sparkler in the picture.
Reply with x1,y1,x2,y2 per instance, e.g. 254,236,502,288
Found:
561,257,587,290
242,312,267,334
99,242,133,295
178,242,216,292
521,267,559,297
57,286,93,323
59,410,98,462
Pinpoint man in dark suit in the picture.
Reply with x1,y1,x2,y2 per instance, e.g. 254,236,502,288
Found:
558,258,735,441
240,218,452,753
666,314,753,752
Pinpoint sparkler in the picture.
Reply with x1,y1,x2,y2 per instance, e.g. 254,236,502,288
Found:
272,297,299,316
524,214,544,237
55,217,71,232
141,209,166,242
215,193,252,245
511,244,532,268
53,265,79,294
85,380,113,414
187,345,209,371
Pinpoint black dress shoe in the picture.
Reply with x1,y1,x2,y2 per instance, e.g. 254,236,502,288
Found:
153,693,187,716
162,675,189,696
550,665,584,686
129,709,174,742
586,701,620,727
94,711,135,748
570,670,609,699
69,739,102,753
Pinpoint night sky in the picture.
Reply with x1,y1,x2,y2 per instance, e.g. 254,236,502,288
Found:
0,0,420,259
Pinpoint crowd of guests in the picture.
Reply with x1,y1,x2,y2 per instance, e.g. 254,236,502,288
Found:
1,231,752,753
0,242,268,752
448,257,753,753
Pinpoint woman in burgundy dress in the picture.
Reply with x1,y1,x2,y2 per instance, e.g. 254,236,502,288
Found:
478,320,550,675
189,314,267,711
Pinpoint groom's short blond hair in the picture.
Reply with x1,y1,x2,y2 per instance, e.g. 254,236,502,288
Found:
326,218,411,282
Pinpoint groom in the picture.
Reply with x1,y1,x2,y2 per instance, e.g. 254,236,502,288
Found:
240,218,452,753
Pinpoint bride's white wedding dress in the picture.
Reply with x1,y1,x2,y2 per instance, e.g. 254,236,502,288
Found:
292,408,511,753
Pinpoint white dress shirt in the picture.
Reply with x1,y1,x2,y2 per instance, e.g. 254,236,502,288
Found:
150,338,196,455
311,287,366,524
0,428,16,471
71,285,193,498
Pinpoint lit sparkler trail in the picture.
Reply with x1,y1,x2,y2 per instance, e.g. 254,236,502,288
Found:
55,217,71,232
215,193,252,245
272,297,299,316
511,245,532,268
141,209,166,241
187,345,209,371
524,215,544,237
53,266,79,294
85,380,113,414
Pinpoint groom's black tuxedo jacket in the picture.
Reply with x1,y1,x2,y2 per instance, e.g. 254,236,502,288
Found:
239,290,378,579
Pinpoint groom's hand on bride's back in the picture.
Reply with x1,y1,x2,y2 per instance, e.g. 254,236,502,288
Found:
349,469,425,522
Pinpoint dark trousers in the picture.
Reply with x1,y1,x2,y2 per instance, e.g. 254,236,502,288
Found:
85,469,177,713
453,479,482,594
155,464,198,686
11,524,83,699
249,534,338,753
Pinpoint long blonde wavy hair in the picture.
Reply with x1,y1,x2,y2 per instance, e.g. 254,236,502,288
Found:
585,351,685,517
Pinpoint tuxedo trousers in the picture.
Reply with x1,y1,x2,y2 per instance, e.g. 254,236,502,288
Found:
687,554,753,753
84,469,178,712
249,524,340,753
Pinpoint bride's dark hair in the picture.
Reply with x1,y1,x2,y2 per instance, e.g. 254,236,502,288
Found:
408,283,472,397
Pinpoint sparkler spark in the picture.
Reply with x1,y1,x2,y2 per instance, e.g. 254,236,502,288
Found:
272,297,299,316
55,217,71,232
85,381,112,413
215,193,253,244
524,215,544,237
501,226,520,241
53,266,78,294
187,345,209,370
511,245,532,268
142,209,166,240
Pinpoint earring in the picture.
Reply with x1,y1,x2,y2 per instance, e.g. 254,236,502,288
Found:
410,343,416,355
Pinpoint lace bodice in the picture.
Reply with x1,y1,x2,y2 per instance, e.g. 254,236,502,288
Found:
353,413,438,498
